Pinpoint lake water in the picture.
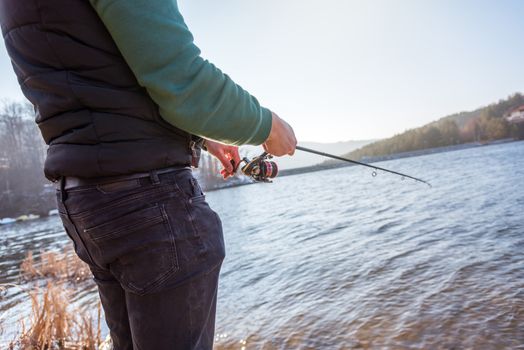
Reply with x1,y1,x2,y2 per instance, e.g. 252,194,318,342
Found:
1,141,523,349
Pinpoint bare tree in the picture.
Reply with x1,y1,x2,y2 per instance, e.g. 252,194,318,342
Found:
0,100,51,217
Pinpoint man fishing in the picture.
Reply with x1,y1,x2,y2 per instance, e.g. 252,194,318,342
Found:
0,0,296,349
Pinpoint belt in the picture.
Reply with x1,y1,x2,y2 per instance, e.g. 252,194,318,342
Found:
58,166,190,191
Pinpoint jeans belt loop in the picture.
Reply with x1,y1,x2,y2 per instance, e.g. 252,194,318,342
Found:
149,170,160,185
59,176,68,202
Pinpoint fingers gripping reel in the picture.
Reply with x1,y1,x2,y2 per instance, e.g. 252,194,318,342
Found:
239,152,278,183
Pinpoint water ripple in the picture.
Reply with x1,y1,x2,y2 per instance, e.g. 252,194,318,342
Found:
2,141,524,348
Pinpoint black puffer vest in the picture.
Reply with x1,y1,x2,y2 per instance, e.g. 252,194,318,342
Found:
0,0,194,181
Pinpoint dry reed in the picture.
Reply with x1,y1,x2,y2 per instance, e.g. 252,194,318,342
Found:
8,282,103,350
20,246,91,283
5,246,110,349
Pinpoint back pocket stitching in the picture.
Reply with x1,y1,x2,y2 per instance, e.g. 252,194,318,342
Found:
160,204,179,273
85,210,164,243
118,204,180,295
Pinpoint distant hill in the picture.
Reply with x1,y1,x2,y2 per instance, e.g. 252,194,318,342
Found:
240,140,375,170
440,109,480,129
337,93,524,162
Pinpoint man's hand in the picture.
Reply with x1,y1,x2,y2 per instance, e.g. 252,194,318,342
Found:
263,112,297,156
204,140,241,179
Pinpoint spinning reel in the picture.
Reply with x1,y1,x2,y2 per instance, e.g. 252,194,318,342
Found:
238,152,278,183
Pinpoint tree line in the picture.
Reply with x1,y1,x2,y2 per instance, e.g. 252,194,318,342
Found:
346,93,524,161
0,101,51,217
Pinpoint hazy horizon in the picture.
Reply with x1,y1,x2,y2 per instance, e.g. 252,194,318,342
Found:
1,0,523,142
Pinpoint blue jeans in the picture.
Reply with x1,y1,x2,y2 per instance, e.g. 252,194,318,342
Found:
56,168,225,349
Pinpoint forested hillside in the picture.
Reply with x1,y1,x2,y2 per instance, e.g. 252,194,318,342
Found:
345,93,524,161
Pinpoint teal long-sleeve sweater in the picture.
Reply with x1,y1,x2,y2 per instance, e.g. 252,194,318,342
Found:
89,0,272,146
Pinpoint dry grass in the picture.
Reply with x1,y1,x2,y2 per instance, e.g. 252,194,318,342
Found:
20,246,91,283
2,247,110,349
7,282,103,350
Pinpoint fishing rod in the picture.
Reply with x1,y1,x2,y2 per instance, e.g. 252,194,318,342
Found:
238,145,431,187
296,146,431,187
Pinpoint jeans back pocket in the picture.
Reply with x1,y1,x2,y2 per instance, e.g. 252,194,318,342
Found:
84,204,179,295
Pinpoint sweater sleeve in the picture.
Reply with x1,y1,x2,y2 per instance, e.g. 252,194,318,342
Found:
89,0,272,145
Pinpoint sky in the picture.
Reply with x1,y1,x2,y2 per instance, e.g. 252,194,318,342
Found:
1,0,523,142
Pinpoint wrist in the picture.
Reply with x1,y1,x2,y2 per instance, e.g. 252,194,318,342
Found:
265,112,279,143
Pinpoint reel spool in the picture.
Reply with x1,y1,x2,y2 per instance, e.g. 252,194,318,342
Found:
239,152,278,182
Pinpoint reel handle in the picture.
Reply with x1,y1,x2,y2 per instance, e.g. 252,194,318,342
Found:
230,159,240,173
